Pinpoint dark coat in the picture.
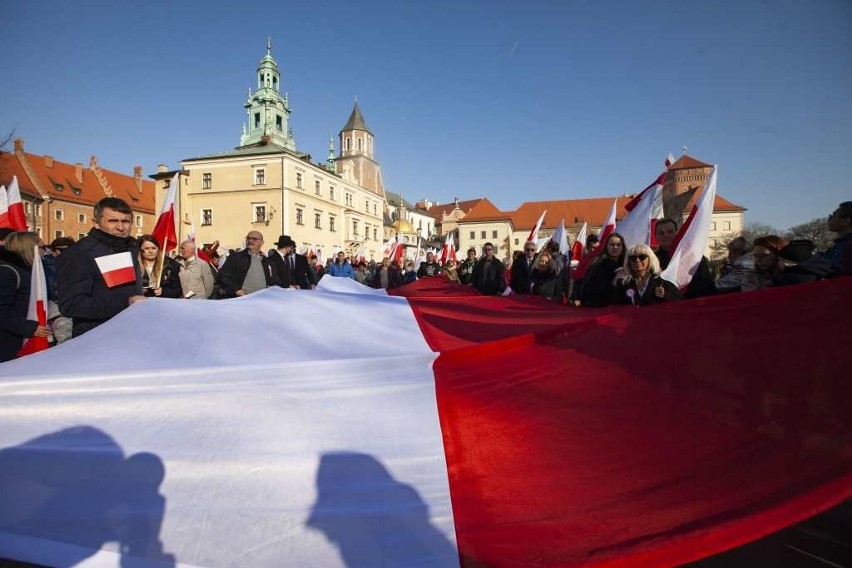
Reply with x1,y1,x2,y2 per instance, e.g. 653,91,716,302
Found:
510,254,536,294
773,255,834,287
471,257,506,296
268,250,312,289
613,274,682,306
372,266,403,289
141,256,183,298
215,249,275,298
0,249,38,362
656,248,716,299
56,228,144,338
578,257,620,307
530,268,563,301
417,261,442,278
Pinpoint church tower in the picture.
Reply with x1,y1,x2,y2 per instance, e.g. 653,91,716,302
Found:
239,38,296,150
335,100,384,196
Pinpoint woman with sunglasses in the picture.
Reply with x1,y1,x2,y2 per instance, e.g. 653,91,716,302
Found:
614,244,681,306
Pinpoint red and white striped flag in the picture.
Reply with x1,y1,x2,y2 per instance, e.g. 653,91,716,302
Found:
441,233,457,263
526,209,546,243
16,246,49,357
0,185,8,228
5,176,28,231
619,172,666,248
353,242,367,265
570,222,588,262
572,199,617,280
660,165,718,289
94,251,137,288
152,172,178,252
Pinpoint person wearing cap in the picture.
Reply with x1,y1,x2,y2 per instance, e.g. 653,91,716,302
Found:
268,235,312,289
827,201,852,276
215,231,275,297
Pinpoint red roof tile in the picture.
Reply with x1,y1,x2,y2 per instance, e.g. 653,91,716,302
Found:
667,154,713,170
424,198,499,221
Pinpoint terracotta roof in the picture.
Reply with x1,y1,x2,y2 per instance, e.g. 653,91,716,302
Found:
0,149,155,214
424,198,501,221
667,154,713,170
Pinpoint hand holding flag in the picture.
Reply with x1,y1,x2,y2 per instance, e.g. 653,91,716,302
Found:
17,245,50,357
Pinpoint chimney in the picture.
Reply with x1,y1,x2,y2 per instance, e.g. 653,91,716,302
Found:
134,166,142,179
44,155,54,168
75,163,83,184
157,163,168,173
13,138,23,152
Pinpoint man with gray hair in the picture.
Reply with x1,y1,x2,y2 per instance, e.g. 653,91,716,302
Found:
178,240,215,298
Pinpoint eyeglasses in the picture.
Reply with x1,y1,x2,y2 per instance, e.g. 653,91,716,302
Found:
628,254,649,262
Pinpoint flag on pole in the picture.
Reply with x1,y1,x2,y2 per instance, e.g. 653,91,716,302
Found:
549,219,568,254
660,166,718,290
619,173,666,248
6,176,28,231
441,233,458,263
152,172,179,252
570,222,588,263
16,246,49,357
185,210,212,264
572,199,617,280
0,185,9,229
353,242,366,264
381,237,395,258
665,152,676,168
527,209,546,243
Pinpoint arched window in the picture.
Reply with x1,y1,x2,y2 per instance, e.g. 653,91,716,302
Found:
357,138,362,151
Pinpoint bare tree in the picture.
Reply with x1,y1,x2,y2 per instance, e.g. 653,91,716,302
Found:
786,217,833,251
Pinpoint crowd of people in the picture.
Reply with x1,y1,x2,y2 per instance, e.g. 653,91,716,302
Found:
1,197,850,363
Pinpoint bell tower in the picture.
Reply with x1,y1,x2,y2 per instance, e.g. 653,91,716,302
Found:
239,38,296,150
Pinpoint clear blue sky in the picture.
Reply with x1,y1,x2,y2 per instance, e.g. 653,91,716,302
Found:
2,0,850,230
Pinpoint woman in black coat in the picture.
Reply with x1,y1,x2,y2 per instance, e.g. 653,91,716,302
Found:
0,232,52,362
576,232,626,307
613,244,682,306
137,235,183,298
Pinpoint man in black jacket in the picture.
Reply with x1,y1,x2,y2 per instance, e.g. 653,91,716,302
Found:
56,198,146,338
470,242,506,296
268,235,312,289
215,231,275,297
510,241,538,294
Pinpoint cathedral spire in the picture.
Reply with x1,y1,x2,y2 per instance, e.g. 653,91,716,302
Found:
239,39,295,149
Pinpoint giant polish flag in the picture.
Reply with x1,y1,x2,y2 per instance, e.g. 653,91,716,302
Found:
16,246,49,357
152,172,178,252
0,275,851,567
5,176,28,231
661,165,718,289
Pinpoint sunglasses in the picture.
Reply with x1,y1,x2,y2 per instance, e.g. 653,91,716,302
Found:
628,254,649,262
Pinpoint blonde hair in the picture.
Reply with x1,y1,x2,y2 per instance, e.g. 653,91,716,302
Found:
616,244,661,285
3,231,40,266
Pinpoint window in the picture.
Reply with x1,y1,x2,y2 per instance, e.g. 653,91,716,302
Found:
25,203,31,213
202,209,212,226
353,220,359,238
373,228,377,241
53,183,64,192
78,213,86,224
54,229,63,239
202,173,212,189
72,187,81,196
365,200,369,213
710,221,717,231
296,172,303,189
470,231,475,240
357,138,362,151
35,204,42,216
515,238,520,245
492,230,498,238
345,138,350,151
276,115,282,131
254,168,266,185
329,186,335,200
254,112,260,128
481,231,486,239
296,208,304,225
723,221,731,231
315,212,322,229
329,215,336,232
315,180,321,195
373,203,377,215
345,193,353,206
253,203,267,223
55,209,64,221
135,215,143,228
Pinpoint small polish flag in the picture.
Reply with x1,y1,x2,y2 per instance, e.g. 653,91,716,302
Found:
6,176,28,231
570,222,588,263
17,246,50,357
572,199,617,280
527,210,546,243
152,172,179,252
0,185,9,228
95,251,137,288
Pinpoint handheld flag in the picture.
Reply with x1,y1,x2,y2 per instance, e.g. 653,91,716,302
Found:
660,166,718,289
570,222,588,263
527,209,546,243
549,219,568,254
152,172,179,252
95,252,137,288
572,199,617,280
17,246,49,357
6,176,28,231
0,185,8,228
619,173,665,248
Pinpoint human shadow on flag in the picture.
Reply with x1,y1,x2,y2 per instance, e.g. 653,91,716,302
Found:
0,426,175,567
307,452,457,567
